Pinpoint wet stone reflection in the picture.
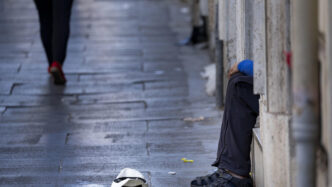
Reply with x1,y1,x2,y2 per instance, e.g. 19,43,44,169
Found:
0,0,221,186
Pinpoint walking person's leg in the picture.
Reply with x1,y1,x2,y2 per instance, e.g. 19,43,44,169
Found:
48,0,74,85
191,73,259,187
52,0,74,65
179,0,207,45
33,0,53,66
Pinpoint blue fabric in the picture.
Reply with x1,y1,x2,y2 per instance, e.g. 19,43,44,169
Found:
237,59,253,77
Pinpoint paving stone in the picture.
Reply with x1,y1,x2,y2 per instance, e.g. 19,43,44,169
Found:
78,72,184,84
0,73,79,83
12,82,142,95
0,106,5,113
0,144,148,159
4,102,145,117
0,134,44,146
59,155,215,176
20,61,142,73
144,80,187,90
0,81,13,94
0,95,77,107
67,107,220,125
76,89,190,105
0,63,21,73
0,176,59,186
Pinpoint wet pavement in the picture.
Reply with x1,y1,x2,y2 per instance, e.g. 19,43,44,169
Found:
0,0,221,186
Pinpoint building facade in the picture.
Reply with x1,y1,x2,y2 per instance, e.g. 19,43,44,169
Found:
195,0,332,186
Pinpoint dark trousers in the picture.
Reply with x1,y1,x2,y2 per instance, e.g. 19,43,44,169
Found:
33,0,74,65
212,73,260,177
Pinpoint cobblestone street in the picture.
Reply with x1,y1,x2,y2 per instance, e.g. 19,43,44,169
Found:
0,0,221,186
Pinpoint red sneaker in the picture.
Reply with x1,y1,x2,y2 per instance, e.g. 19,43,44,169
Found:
49,61,66,85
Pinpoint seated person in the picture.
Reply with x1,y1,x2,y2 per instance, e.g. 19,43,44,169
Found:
191,60,259,187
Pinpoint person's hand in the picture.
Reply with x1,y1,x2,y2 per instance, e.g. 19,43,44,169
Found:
228,62,239,78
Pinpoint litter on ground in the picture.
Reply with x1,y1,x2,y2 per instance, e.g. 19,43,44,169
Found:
181,158,194,163
183,116,205,122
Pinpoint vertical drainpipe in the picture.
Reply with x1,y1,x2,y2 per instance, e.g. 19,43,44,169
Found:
291,0,319,187
216,0,224,108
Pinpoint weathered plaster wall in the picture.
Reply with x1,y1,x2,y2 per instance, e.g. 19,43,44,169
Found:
261,111,292,187
317,0,330,186
328,1,332,186
222,0,236,101
237,0,294,186
208,0,216,61
266,0,291,114
218,0,225,41
235,0,245,63
260,0,294,186
252,0,266,95
244,0,254,60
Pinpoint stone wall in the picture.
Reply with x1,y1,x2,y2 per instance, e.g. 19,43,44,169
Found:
318,0,330,186
189,0,331,185
216,0,330,186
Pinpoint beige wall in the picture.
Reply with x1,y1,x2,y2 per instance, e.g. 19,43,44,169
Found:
318,0,330,186
328,1,332,186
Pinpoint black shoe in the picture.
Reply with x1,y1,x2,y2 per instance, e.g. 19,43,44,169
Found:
179,16,208,46
180,26,208,45
190,169,253,187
